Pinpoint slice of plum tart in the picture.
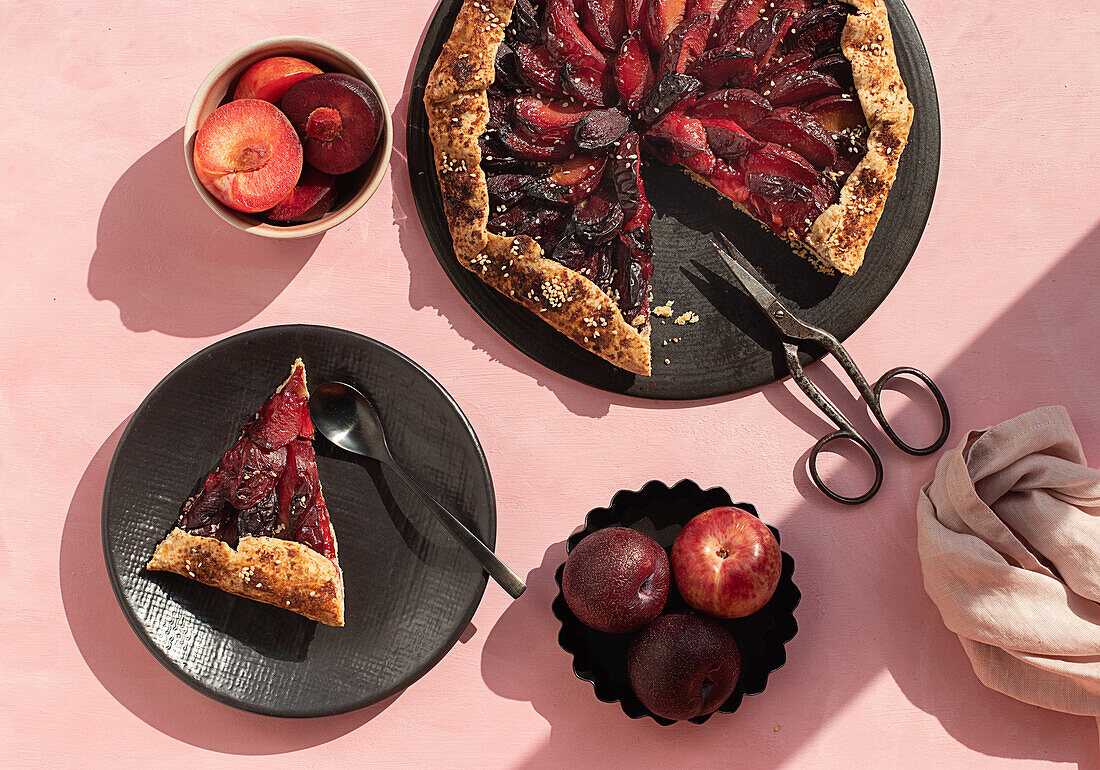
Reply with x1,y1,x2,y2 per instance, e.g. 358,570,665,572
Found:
424,0,912,375
147,359,345,626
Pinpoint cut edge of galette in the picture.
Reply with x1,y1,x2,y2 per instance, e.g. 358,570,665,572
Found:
424,0,912,376
146,358,345,627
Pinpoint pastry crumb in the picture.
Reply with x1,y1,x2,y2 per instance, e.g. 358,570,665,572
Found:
664,358,670,365
652,300,674,318
673,311,699,325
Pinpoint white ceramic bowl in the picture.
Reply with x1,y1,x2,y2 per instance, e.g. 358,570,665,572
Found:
184,36,392,239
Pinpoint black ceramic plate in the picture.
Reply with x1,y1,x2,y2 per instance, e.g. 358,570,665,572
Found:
407,0,939,399
102,325,495,717
552,480,800,725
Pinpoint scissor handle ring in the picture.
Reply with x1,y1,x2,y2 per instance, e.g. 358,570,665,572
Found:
871,367,951,456
808,431,884,505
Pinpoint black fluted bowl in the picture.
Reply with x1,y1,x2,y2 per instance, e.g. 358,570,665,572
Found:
552,479,800,725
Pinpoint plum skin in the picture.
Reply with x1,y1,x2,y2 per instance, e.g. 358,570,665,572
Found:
562,527,670,633
627,613,741,720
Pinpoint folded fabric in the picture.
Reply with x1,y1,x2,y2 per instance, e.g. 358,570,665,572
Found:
916,405,1100,716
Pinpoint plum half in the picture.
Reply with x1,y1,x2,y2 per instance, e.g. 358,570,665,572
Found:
281,72,384,175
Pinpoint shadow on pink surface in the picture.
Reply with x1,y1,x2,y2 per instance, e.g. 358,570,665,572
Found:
478,225,1100,765
88,131,321,338
59,421,390,754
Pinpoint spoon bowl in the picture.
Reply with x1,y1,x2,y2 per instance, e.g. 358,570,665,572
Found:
309,381,392,460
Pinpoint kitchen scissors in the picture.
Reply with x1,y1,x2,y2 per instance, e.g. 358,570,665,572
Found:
711,234,950,504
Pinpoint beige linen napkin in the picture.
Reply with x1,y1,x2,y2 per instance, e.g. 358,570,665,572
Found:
917,405,1100,716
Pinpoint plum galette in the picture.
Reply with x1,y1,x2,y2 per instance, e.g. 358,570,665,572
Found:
147,359,344,626
424,0,912,375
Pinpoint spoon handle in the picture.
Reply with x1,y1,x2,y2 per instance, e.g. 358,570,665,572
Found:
385,461,526,599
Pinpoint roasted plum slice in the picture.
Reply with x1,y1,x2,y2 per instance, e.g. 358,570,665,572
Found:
710,0,765,49
739,143,819,189
810,52,855,91
488,199,567,243
487,89,508,132
487,198,539,235
698,116,763,159
831,128,867,175
658,14,712,77
751,106,837,168
525,155,608,204
645,111,709,160
546,0,609,72
249,369,310,449
238,488,280,540
626,0,646,31
549,230,589,269
487,172,536,207
805,93,865,132
762,181,832,235
685,0,731,28
575,241,616,288
574,107,632,150
747,172,813,201
644,0,689,54
560,63,619,106
766,68,843,108
494,41,525,90
752,49,811,89
231,442,288,509
180,457,238,539
525,206,570,244
512,94,590,140
613,238,649,321
638,72,701,127
514,43,569,98
277,439,318,538
691,87,771,126
614,31,657,110
170,361,339,566
581,0,627,52
706,158,751,202
735,9,793,68
479,133,524,169
509,0,543,43
688,44,756,89
610,132,653,228
498,120,578,160
291,493,337,561
644,111,717,174
770,0,812,16
572,183,625,244
787,4,849,55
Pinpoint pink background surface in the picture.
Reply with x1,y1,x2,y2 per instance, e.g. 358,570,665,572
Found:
4,0,1100,766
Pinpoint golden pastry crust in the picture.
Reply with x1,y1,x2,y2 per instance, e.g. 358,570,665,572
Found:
423,0,651,375
148,528,345,627
804,0,914,275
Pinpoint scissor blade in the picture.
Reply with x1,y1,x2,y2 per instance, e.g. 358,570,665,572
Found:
711,234,782,313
